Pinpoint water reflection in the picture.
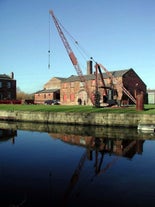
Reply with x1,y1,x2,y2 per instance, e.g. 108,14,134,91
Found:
0,128,17,144
0,121,155,207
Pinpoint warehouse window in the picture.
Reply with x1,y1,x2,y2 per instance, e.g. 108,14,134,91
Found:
63,94,67,102
7,82,11,88
70,93,75,102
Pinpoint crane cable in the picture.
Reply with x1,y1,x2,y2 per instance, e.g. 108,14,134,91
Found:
48,13,51,69
53,15,95,64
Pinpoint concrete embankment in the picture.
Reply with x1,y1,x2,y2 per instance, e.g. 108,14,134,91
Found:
0,121,155,140
0,110,155,127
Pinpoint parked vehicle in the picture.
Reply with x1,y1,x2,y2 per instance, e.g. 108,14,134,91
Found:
44,99,60,105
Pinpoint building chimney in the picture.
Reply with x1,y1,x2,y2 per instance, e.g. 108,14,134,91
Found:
87,60,93,75
10,72,14,79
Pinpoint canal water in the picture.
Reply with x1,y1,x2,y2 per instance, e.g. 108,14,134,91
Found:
0,121,155,207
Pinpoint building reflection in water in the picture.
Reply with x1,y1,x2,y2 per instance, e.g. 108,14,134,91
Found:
0,128,17,144
0,122,154,207
48,130,145,206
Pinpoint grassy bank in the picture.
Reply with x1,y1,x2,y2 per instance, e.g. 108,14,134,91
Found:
0,104,155,114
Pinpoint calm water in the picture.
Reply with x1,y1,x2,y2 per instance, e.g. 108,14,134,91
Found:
0,122,155,207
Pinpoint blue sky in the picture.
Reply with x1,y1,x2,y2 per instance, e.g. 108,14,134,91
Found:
0,0,154,93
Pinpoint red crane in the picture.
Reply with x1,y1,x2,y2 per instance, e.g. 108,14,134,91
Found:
49,10,94,105
49,10,136,106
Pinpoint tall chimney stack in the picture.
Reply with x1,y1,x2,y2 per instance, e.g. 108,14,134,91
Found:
10,72,14,79
87,60,93,75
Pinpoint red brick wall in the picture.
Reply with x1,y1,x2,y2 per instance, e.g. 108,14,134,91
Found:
60,80,96,105
122,69,146,102
35,69,146,105
34,92,54,104
34,77,62,104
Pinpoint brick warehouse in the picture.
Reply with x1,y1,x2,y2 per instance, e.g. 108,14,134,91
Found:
0,72,16,100
34,60,147,106
34,77,66,104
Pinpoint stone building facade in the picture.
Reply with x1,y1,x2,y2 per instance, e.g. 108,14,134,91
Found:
0,72,16,100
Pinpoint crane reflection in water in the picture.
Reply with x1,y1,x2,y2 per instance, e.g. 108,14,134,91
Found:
0,123,154,207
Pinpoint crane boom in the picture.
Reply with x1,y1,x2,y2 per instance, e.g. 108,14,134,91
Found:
49,10,94,105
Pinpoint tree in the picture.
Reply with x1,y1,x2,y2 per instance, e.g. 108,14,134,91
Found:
16,87,34,100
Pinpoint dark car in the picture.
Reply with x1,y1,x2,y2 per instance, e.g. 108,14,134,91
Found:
44,99,60,105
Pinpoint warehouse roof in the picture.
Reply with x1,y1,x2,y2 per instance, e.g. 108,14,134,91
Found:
63,69,130,82
35,88,59,94
0,74,13,80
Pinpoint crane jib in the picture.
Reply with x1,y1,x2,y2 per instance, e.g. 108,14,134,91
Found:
49,9,94,105
69,52,78,66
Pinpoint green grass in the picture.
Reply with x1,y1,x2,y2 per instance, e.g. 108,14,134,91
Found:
0,104,155,114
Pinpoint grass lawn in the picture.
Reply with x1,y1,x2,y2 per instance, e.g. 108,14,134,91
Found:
0,104,155,114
